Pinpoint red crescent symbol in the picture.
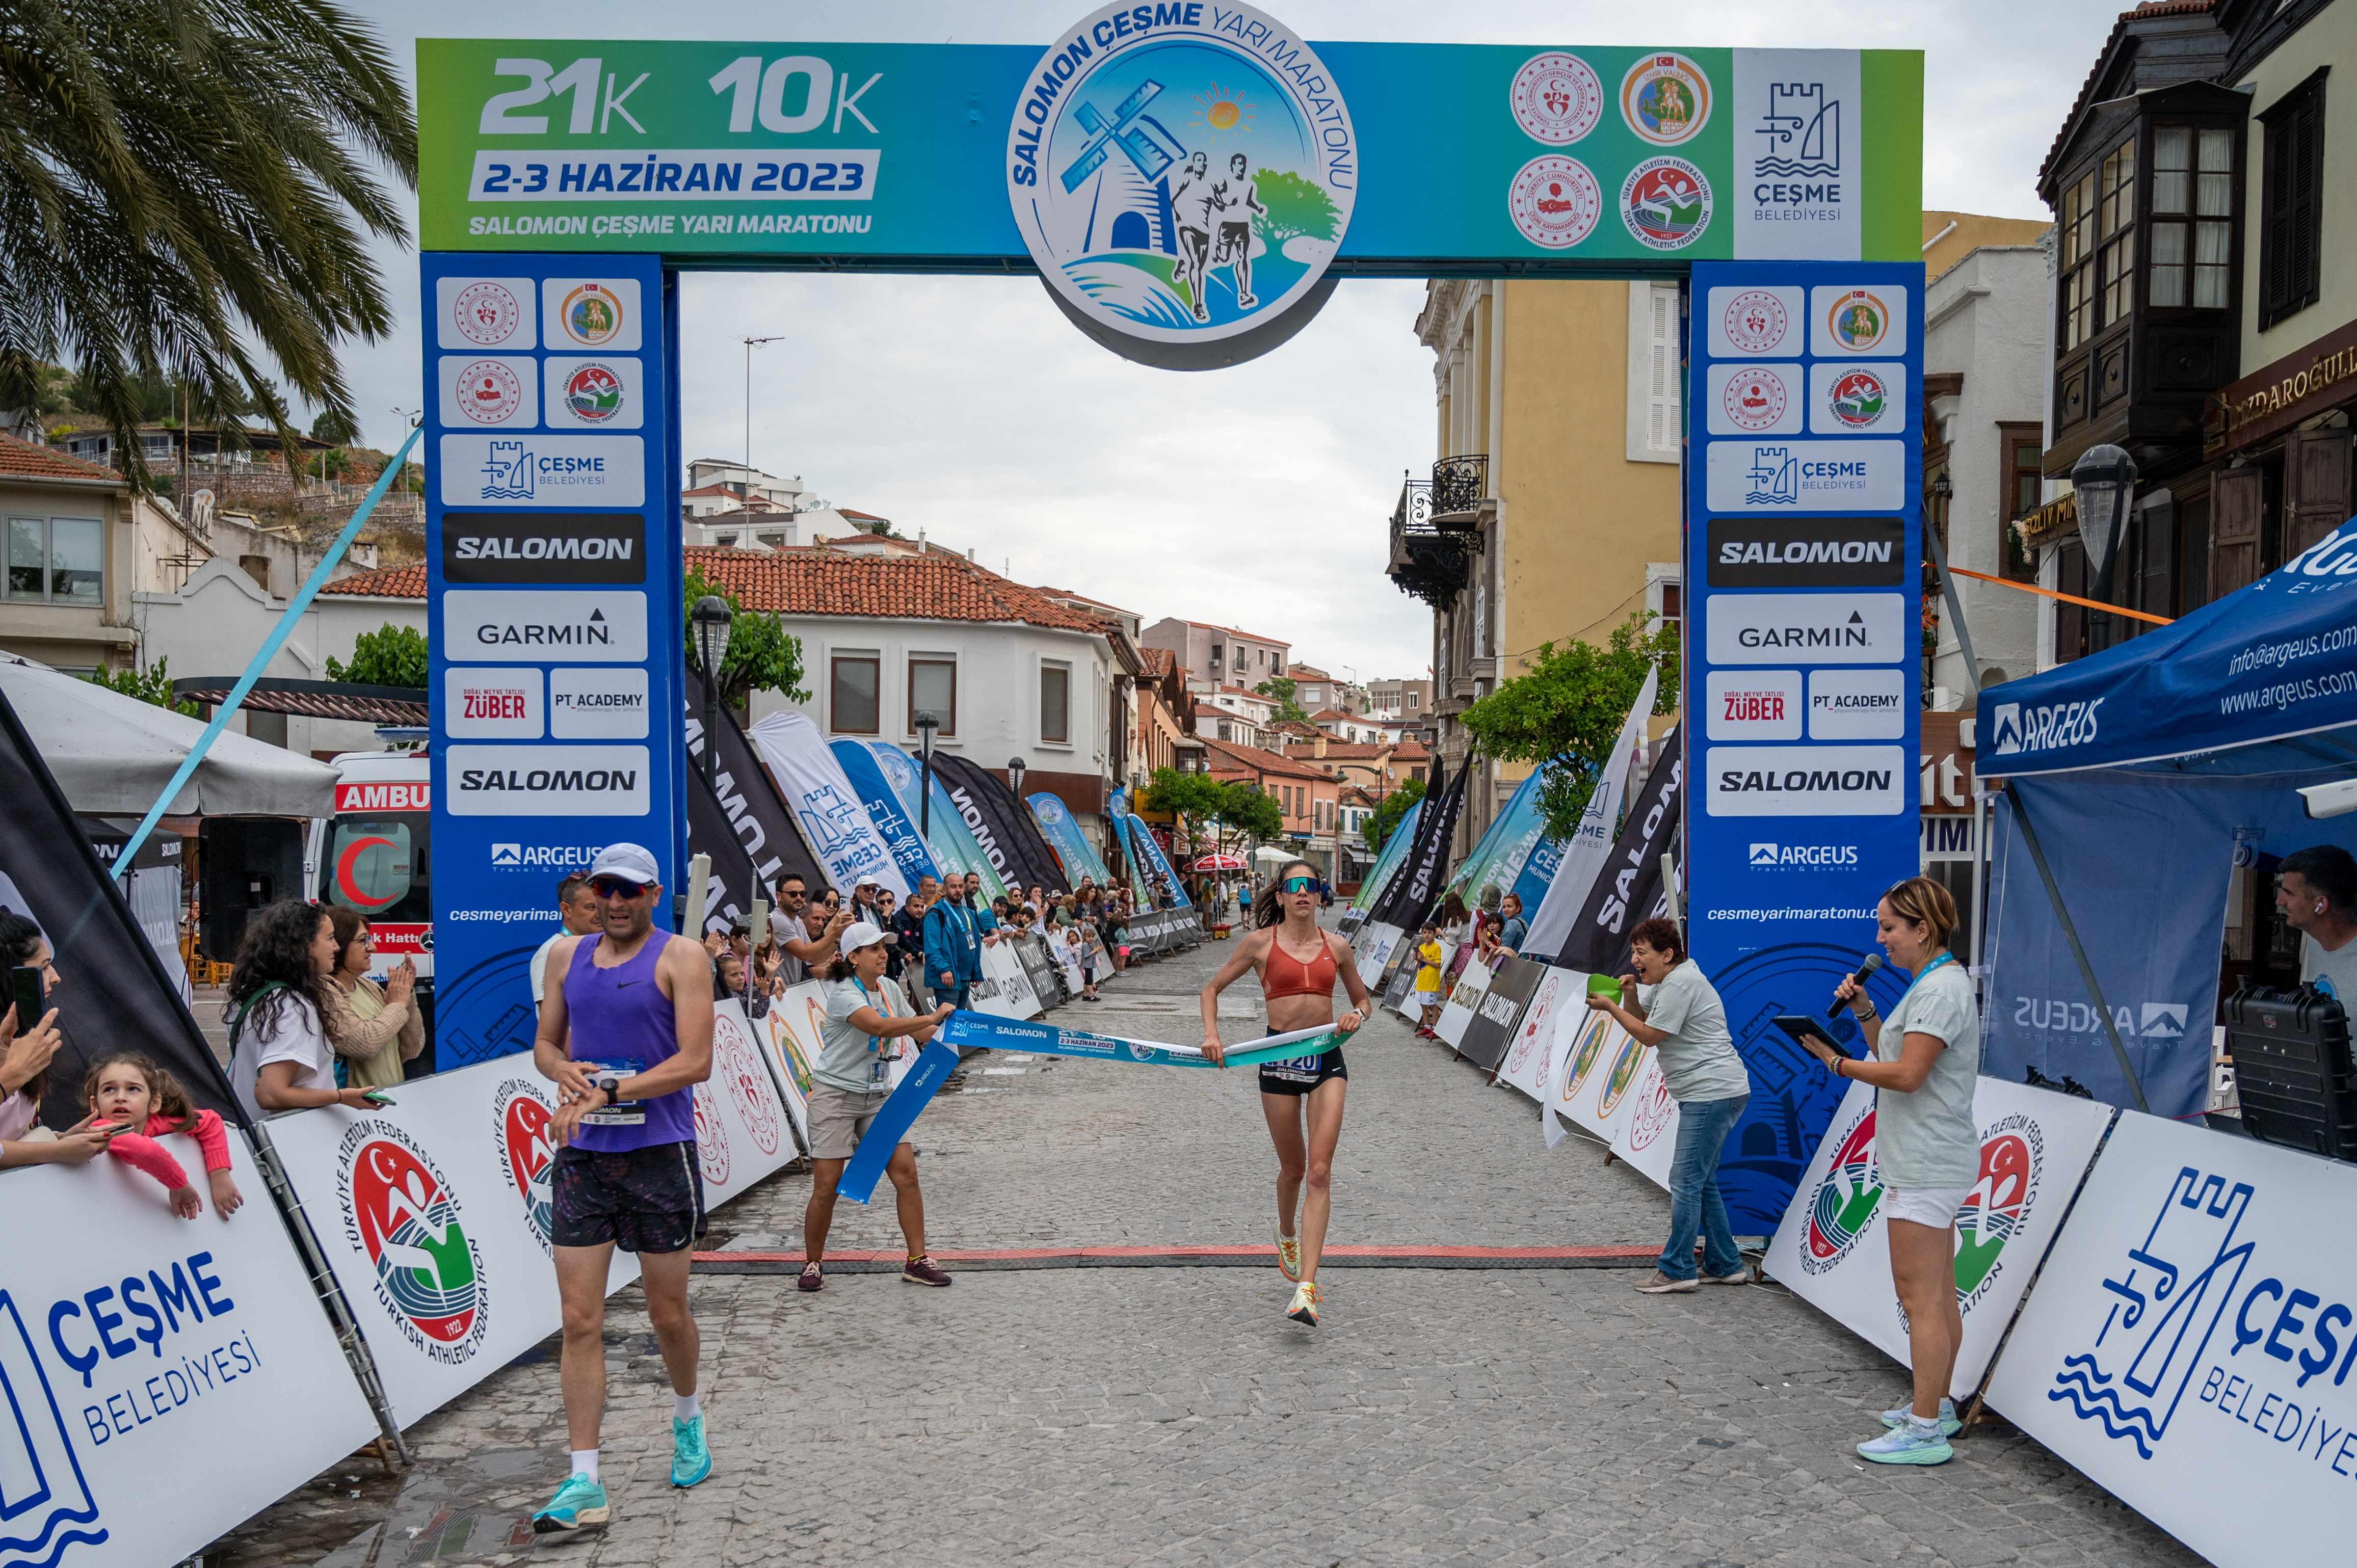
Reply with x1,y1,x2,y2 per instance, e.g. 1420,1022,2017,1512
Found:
336,835,400,909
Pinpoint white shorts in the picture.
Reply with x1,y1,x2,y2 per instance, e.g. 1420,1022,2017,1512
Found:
1887,1186,1970,1228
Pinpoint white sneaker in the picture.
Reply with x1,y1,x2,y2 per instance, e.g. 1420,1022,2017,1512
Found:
1632,1270,1700,1294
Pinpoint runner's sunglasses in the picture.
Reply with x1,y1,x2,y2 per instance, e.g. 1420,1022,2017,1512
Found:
589,878,652,900
1281,876,1317,893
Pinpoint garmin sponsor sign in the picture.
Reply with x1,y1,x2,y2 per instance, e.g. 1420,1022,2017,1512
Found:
1705,517,1904,588
446,745,652,815
441,511,645,584
442,589,648,662
1705,592,1905,665
1705,745,1904,816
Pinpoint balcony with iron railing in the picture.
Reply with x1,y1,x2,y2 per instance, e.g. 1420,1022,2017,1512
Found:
1429,454,1489,525
1385,472,1473,609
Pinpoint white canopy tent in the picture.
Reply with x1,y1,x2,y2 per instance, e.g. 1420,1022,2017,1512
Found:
0,656,338,817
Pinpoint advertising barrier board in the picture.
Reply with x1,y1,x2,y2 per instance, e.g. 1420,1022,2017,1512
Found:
1458,956,1542,1074
1435,959,1493,1049
1765,1075,2114,1398
1983,1113,2357,1565
1607,1050,1682,1188
1544,986,1653,1148
974,940,1044,1020
265,1059,640,1427
755,980,828,1147
694,999,802,1206
1497,969,1573,1100
0,1132,379,1568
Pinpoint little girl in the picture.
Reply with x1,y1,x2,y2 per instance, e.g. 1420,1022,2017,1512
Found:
1413,920,1446,1039
85,1054,243,1220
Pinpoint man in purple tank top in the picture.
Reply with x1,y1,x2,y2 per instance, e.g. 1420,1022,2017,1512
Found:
527,843,715,1534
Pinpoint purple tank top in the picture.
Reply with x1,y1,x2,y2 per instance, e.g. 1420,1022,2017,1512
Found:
563,932,696,1152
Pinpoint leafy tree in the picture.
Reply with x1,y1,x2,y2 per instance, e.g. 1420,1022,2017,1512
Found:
327,622,427,688
1457,610,1680,844
310,408,360,446
86,656,199,716
1252,169,1341,248
1363,775,1425,855
1139,768,1282,863
1253,674,1310,724
684,570,809,716
0,1,416,484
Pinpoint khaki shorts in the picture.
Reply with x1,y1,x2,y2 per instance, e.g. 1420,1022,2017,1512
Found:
806,1081,895,1162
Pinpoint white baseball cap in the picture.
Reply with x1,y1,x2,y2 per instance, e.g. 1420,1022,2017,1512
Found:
587,842,661,888
838,919,888,956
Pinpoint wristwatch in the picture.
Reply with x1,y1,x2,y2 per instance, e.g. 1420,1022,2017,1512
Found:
595,1075,621,1106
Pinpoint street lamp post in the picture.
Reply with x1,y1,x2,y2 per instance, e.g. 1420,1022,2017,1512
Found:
915,710,939,837
2070,443,2139,647
691,595,733,790
1007,756,1026,799
741,336,783,501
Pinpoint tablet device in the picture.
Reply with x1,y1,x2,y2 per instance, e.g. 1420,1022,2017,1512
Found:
1772,1014,1849,1058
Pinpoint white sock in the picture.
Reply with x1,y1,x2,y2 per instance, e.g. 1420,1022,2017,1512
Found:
674,1392,700,1423
1909,1413,1941,1434
571,1449,599,1482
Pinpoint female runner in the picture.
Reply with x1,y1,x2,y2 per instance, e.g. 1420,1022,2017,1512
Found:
1200,860,1370,1327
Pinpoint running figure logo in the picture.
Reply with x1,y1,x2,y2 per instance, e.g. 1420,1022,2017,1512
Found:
1213,153,1268,312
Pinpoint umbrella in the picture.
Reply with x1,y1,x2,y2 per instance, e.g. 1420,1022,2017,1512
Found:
1191,853,1246,871
1254,845,1297,865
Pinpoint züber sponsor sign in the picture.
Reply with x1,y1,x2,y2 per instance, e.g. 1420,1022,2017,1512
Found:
1985,1111,2357,1565
266,1059,639,1426
0,1132,378,1568
1765,1075,2113,1399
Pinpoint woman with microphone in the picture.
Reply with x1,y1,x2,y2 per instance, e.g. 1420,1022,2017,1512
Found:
1805,876,1978,1468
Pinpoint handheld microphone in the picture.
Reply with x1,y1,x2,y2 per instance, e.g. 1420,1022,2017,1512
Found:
1830,952,1885,1017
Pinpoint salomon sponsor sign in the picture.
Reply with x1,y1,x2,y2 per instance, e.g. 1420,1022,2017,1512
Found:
441,511,645,584
1985,1111,2357,1565
1705,517,1903,587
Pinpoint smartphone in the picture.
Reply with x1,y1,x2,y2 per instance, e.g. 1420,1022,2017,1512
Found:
361,1089,398,1107
7,965,42,1032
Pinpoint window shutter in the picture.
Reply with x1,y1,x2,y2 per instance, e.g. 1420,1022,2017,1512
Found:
2290,91,2323,308
2210,466,2264,598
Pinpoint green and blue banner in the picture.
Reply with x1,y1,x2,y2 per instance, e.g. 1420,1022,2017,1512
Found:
831,738,943,891
1123,813,1191,906
1029,791,1113,885
1349,798,1421,913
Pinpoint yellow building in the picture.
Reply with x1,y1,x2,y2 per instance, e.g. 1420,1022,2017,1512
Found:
1392,279,1684,859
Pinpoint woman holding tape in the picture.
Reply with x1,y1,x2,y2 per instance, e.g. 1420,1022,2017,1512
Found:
1199,859,1370,1328
1804,876,1978,1468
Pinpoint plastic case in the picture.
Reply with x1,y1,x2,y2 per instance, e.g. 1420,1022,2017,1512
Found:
2221,983,2357,1161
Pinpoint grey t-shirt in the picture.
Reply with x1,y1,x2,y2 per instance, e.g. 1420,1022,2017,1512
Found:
2301,932,2357,1004
1872,960,1982,1190
814,976,911,1095
1637,961,1752,1104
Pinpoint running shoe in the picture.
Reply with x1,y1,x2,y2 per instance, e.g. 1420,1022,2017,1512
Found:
671,1414,711,1487
902,1254,953,1287
1858,1423,1954,1465
1276,1228,1302,1282
1705,1266,1754,1286
797,1261,823,1292
1881,1397,1962,1437
1632,1270,1700,1294
1286,1281,1321,1326
531,1473,611,1534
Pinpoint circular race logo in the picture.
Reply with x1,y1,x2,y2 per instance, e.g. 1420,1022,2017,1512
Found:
1597,1034,1646,1117
693,1083,731,1187
493,1079,557,1253
452,281,523,346
1621,54,1710,146
764,1010,815,1097
713,1010,783,1158
1007,4,1356,348
1624,1069,1676,1153
563,362,625,423
1620,157,1711,250
1954,1114,2043,1303
1803,1106,1882,1273
1826,367,1890,429
560,283,624,347
455,360,522,424
1722,288,1791,355
1827,289,1892,352
1560,1010,1614,1104
340,1122,487,1359
1508,155,1602,250
1722,366,1788,432
1510,53,1603,145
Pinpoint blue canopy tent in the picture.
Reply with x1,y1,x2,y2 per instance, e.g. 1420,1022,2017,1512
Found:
1974,523,2357,1118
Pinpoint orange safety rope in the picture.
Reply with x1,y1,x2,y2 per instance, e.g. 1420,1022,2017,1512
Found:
1943,565,2175,627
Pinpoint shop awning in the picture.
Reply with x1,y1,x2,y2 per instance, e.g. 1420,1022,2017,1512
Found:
1974,520,2357,778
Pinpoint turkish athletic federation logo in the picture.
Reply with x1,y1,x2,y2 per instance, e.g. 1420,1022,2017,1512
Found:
1826,367,1890,429
1008,4,1356,345
1621,157,1711,250
1508,155,1602,250
1510,52,1602,144
563,362,625,423
1621,54,1710,146
1954,1114,2041,1304
493,1079,558,1253
1803,1103,1881,1274
340,1121,488,1359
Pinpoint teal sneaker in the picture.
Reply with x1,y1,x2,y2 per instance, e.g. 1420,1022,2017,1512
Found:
671,1413,711,1487
531,1472,611,1533
1882,1397,1962,1437
1858,1423,1954,1465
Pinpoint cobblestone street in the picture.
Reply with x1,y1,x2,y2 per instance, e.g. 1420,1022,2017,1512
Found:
212,928,2200,1568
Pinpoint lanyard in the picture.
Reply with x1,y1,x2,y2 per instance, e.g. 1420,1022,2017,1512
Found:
1895,951,1957,1006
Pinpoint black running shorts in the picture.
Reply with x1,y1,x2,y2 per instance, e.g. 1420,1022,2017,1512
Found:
1257,1026,1347,1096
551,1140,702,1254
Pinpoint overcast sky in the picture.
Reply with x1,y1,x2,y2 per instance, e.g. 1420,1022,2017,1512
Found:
341,0,2115,684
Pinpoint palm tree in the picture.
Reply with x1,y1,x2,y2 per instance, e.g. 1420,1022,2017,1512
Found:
0,0,415,478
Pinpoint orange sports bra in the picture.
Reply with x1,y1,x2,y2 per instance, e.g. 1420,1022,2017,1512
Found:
1263,934,1338,1000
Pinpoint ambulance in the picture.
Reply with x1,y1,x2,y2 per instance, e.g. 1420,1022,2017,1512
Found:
313,746,434,978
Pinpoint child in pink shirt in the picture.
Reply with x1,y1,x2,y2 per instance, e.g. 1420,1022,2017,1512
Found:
85,1054,244,1220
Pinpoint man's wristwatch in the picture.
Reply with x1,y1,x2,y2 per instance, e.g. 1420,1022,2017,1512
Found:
595,1076,621,1106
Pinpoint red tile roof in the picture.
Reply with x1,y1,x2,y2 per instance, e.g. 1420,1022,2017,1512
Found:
1138,647,1177,678
1182,619,1290,647
0,434,124,484
1201,736,1332,782
686,547,1106,632
318,562,426,598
